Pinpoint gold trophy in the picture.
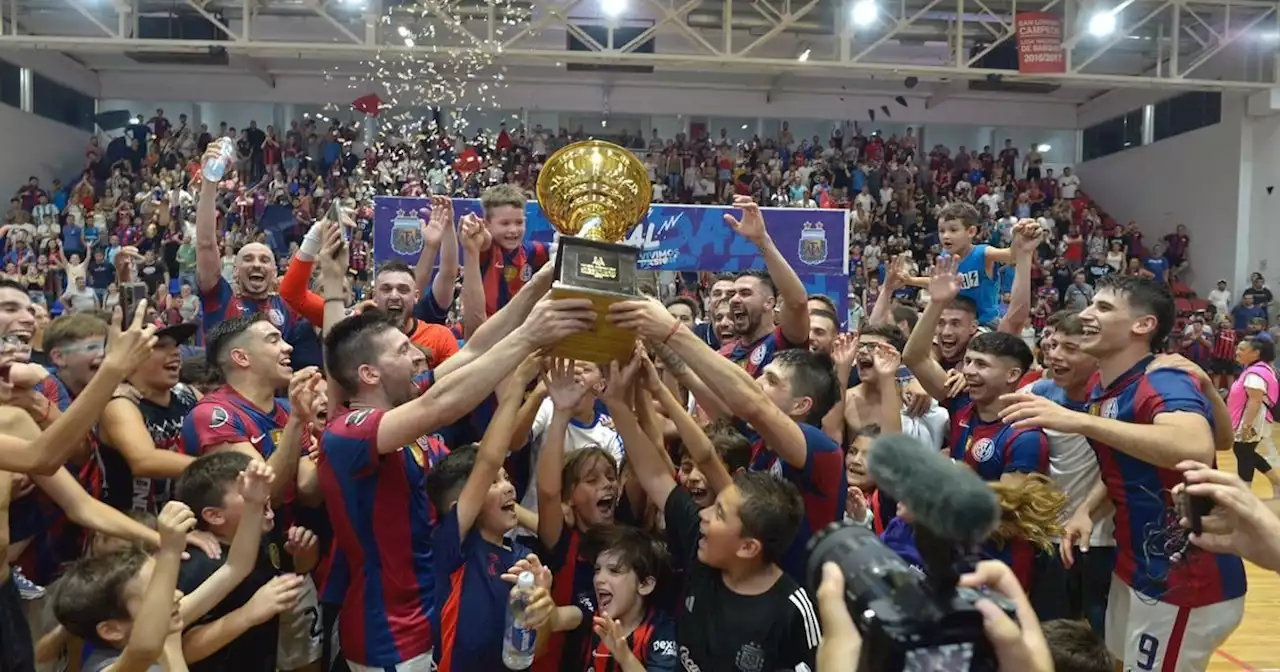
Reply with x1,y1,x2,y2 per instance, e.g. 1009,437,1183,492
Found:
536,140,652,363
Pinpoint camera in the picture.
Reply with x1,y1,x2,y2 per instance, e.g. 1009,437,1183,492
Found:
806,521,1019,672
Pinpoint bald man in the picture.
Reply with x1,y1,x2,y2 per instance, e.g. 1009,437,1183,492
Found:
194,145,322,368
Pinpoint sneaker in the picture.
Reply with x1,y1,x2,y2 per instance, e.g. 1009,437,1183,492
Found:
11,565,45,600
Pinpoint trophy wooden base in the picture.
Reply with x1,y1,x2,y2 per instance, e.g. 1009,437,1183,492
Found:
546,284,637,364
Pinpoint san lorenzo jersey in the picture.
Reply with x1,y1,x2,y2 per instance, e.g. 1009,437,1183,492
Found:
480,241,548,317
182,385,292,458
95,384,199,513
718,325,803,378
1086,358,1246,607
748,422,846,580
584,609,677,672
201,276,322,369
317,406,450,668
946,393,1050,481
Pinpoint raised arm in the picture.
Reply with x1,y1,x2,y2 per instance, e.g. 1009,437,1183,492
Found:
432,260,554,380
725,195,809,346
534,359,582,549
193,146,224,294
643,356,731,497
110,502,193,672
902,256,961,403
375,297,594,454
458,213,488,339
600,357,678,511
999,220,1040,336
455,367,531,539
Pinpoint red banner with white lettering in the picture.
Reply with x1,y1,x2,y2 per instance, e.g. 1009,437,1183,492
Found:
1015,12,1065,74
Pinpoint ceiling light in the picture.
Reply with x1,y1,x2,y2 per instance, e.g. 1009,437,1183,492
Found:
601,0,625,17
852,0,877,27
404,37,415,47
1036,143,1051,152
1089,11,1116,37
798,48,811,62
397,26,409,37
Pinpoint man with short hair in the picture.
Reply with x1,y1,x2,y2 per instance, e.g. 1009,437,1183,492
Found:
1000,275,1244,669
372,260,459,370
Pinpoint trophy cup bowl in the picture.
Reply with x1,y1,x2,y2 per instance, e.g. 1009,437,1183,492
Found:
536,140,652,364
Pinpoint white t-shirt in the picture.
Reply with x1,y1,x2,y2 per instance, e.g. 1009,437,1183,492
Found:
519,398,624,514
1207,288,1233,316
1058,174,1080,199
899,403,950,452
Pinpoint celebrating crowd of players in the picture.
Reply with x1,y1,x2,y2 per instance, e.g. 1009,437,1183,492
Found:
0,138,1275,672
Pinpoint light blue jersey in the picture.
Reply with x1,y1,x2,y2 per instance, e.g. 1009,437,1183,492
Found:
945,243,1000,326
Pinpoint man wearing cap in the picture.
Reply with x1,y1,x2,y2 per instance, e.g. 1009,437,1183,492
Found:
94,317,201,513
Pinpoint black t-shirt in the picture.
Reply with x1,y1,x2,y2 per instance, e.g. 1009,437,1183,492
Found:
663,488,819,671
177,539,281,672
89,261,115,289
97,384,198,513
1244,287,1273,306
139,263,165,295
1085,262,1112,284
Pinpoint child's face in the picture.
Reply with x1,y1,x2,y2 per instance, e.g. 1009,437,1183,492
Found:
477,467,519,534
937,220,975,254
118,556,184,643
485,205,526,251
569,454,619,529
203,485,275,535
697,485,750,568
846,437,874,491
678,455,713,508
593,550,654,620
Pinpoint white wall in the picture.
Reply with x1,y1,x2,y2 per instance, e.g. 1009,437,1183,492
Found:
1074,94,1248,295
0,104,93,192
1240,113,1280,291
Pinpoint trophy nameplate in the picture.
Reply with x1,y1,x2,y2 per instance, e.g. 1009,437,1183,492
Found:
548,236,640,363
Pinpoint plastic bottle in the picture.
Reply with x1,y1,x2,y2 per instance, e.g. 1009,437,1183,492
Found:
501,571,538,669
202,137,236,182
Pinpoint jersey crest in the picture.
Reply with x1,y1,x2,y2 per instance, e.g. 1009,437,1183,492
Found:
209,406,230,428
749,344,766,367
347,408,374,426
970,438,996,463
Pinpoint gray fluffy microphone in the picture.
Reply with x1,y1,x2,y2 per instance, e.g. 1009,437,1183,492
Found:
867,433,1000,547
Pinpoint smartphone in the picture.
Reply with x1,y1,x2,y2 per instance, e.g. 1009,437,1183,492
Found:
1180,479,1214,536
120,282,149,322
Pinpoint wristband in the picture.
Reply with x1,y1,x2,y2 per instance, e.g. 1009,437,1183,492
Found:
661,320,681,345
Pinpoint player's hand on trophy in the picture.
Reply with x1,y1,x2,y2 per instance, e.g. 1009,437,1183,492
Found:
607,296,679,343
724,195,767,245
520,296,597,348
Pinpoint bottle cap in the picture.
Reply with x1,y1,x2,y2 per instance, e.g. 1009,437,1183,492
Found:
517,571,535,589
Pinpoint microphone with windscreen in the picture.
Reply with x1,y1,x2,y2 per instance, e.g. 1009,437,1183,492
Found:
806,433,1015,672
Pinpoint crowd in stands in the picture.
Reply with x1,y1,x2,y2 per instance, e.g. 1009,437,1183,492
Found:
0,103,1278,672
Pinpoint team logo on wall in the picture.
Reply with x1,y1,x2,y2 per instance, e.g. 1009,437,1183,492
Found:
970,438,996,463
391,209,425,256
798,221,828,266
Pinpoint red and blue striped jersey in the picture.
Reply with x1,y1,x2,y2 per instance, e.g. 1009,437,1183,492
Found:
534,526,597,672
1086,357,1247,607
430,507,531,672
584,608,678,672
481,241,548,317
181,386,292,458
946,394,1050,482
200,277,323,369
317,407,450,668
982,538,1037,592
749,422,846,580
718,325,803,377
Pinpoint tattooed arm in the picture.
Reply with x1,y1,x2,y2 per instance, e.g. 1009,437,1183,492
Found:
649,343,732,421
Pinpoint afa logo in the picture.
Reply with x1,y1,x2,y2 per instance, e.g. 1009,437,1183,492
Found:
798,221,828,266
389,209,425,256
970,438,996,463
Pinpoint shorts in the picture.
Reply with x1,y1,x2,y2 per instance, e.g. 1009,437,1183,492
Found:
276,575,323,670
1209,358,1238,375
0,574,35,672
345,652,434,672
1104,576,1244,671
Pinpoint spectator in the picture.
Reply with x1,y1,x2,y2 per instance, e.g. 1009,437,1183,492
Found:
1209,279,1234,317
61,275,98,313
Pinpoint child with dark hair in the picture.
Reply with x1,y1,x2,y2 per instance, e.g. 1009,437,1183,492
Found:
51,460,274,672
1041,619,1115,672
599,356,819,671
426,362,556,671
578,525,677,671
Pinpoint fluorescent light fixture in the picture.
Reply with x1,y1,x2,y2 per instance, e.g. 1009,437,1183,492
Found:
741,124,749,129
397,26,409,37
798,48,811,61
404,37,415,47
1089,11,1116,37
1036,143,1051,152
852,0,877,27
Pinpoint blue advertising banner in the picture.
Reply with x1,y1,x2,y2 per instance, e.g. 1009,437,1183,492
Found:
373,197,850,322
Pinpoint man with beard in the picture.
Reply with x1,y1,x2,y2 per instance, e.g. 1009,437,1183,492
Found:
194,144,322,369
718,196,810,377
371,260,459,370
317,285,596,670
95,317,202,513
999,276,1244,669
692,274,737,349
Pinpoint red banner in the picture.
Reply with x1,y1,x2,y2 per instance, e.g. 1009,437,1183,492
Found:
1016,12,1065,74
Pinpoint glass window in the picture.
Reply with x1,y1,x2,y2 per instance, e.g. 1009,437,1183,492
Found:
0,59,19,109
32,72,95,132
1153,91,1222,141
1081,109,1142,161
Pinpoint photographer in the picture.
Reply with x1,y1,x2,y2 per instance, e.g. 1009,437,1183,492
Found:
815,559,1053,672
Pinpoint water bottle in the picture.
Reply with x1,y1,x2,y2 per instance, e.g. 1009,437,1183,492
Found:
501,571,538,669
202,137,236,182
